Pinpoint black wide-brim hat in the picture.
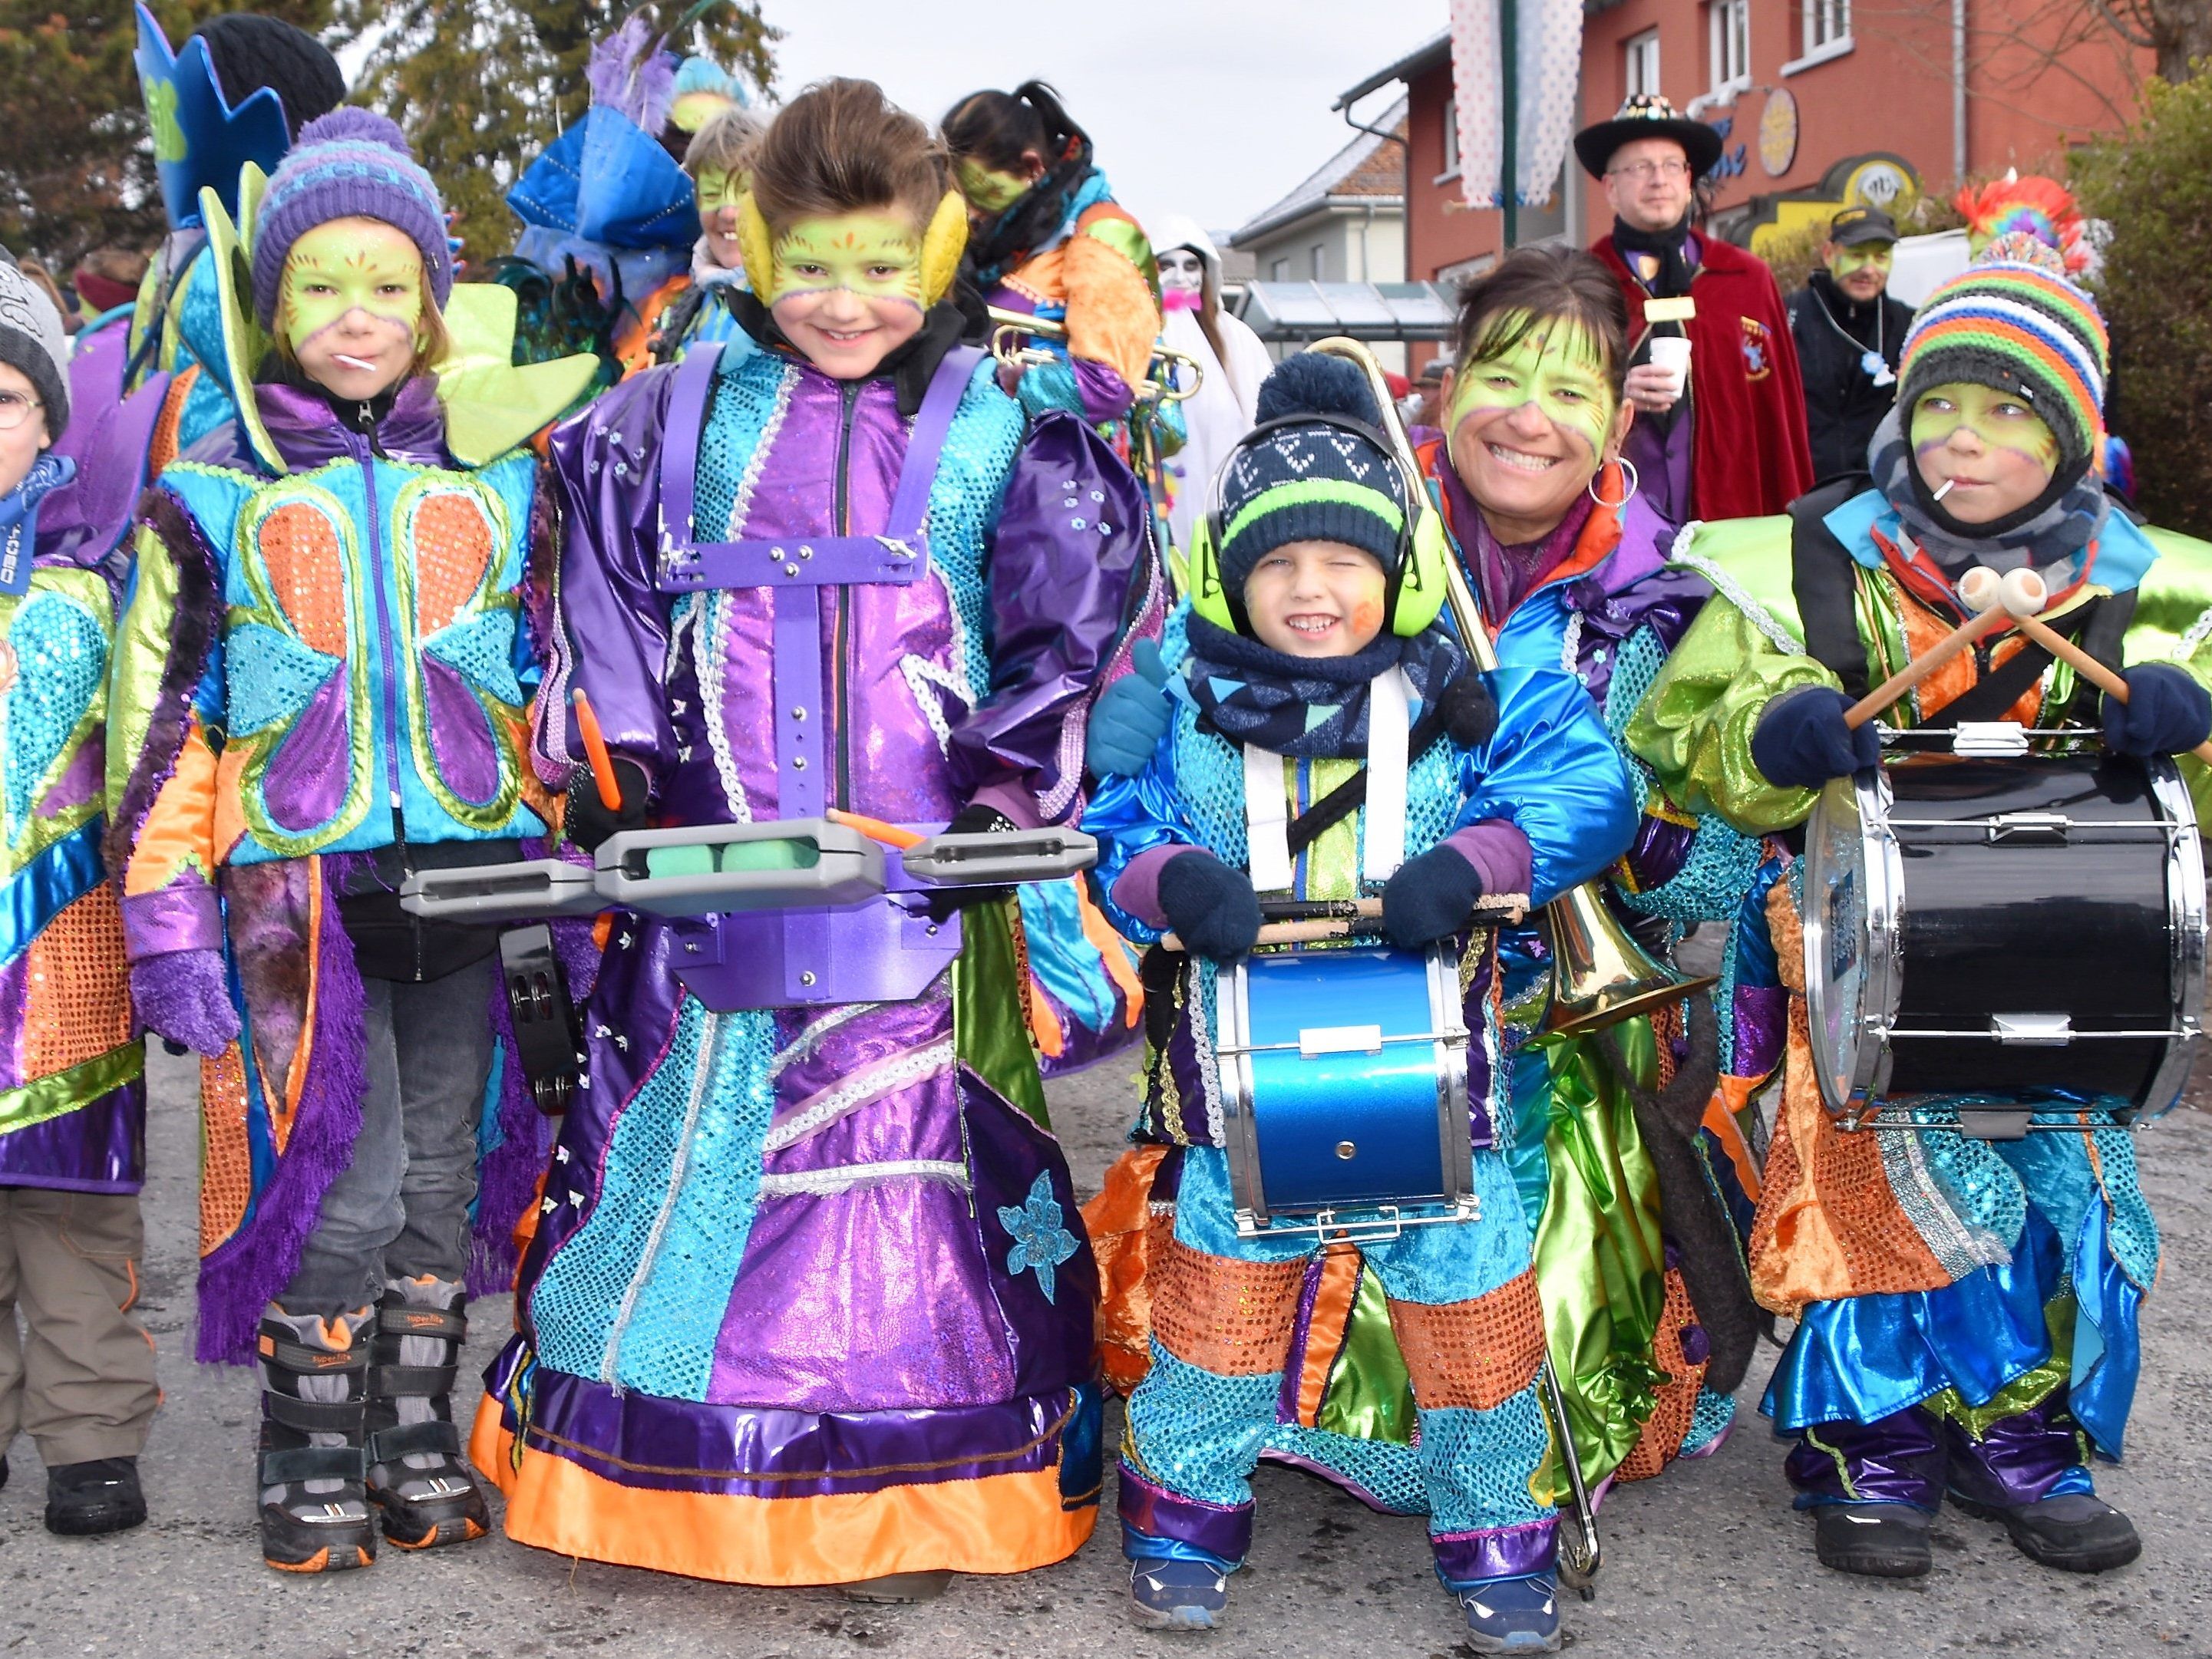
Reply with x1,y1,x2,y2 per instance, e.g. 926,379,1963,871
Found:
1573,94,1724,181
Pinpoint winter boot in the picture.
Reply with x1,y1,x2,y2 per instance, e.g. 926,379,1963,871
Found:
45,1457,147,1535
364,1277,488,1549
257,1304,376,1572
1812,1502,1932,1577
1950,1490,2141,1573
1458,1572,1563,1653
1127,1556,1230,1630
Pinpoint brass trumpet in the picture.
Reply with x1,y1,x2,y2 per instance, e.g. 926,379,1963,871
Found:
985,306,1203,404
1308,336,1712,1037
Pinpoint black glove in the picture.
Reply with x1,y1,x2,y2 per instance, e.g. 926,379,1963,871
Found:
923,803,1019,919
1156,851,1263,960
2101,664,2212,758
1381,843,1485,949
1749,687,1881,790
564,757,649,852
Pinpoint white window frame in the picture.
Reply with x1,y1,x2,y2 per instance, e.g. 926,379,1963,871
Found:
1438,95,1461,183
1309,242,1327,280
1623,29,1662,101
1708,0,1751,97
1782,0,1854,74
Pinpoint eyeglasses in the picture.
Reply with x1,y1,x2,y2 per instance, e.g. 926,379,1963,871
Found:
1606,158,1692,183
0,391,41,433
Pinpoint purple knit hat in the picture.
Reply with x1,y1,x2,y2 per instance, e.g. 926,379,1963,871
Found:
249,107,451,328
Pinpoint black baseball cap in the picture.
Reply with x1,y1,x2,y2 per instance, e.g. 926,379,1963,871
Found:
1829,205,1900,247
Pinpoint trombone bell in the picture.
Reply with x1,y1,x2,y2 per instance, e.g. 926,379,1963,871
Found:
1540,885,1717,1035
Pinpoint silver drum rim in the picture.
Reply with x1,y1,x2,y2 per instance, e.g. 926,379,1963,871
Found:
1802,767,1902,1116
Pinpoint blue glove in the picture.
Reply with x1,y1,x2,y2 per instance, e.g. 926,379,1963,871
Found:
1086,638,1173,780
1381,843,1484,949
1157,851,1263,960
1750,687,1881,790
2102,664,2212,757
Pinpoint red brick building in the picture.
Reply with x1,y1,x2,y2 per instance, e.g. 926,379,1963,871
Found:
1346,3,2151,322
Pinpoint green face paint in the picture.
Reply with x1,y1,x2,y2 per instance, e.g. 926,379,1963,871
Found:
1828,242,1894,282
1910,381,2062,474
955,158,1032,216
1447,315,1617,460
279,219,424,355
767,214,925,308
693,167,746,216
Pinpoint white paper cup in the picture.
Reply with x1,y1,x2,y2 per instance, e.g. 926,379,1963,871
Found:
1646,335,1692,397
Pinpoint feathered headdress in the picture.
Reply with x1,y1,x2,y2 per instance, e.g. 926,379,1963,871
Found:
1954,170,2091,275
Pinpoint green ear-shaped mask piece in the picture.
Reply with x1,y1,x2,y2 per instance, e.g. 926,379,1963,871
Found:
200,168,283,475
737,192,776,301
434,285,601,467
919,191,969,308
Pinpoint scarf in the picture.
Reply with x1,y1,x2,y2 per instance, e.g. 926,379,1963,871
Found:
1867,404,2106,579
0,454,75,595
1468,493,1595,622
1184,614,1468,760
1610,214,1698,302
966,137,1100,289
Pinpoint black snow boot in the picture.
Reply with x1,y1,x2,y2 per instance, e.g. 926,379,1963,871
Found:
364,1277,488,1550
45,1457,147,1535
1813,1502,1932,1577
257,1304,377,1572
1950,1490,2141,1573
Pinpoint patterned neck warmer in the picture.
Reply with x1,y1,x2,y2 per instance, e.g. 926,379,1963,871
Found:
1184,613,1468,760
1868,404,2106,577
0,454,75,592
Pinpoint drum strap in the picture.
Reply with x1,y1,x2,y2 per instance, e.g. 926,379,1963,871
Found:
1241,671,1415,894
1917,595,2123,731
1788,480,1880,698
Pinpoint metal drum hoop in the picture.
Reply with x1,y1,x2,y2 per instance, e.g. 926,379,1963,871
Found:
2143,757,2207,1119
1802,766,1903,1117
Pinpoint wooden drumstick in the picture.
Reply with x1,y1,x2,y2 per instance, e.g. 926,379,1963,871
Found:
1841,574,2022,730
1992,595,2212,769
1161,898,1384,954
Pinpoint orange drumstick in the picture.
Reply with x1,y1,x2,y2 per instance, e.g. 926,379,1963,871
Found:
826,806,926,849
570,688,622,812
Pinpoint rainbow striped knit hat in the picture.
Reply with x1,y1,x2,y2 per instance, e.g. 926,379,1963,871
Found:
1897,241,2108,482
249,108,451,329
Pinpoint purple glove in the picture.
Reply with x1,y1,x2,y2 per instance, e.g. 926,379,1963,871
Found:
130,949,241,1057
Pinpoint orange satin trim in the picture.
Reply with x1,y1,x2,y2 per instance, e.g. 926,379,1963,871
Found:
1293,1244,1362,1428
471,1412,1095,1585
1074,882,1144,1028
1027,972,1066,1058
1892,578,2044,726
124,715,219,898
1703,1075,1765,1204
1081,1145,1168,1396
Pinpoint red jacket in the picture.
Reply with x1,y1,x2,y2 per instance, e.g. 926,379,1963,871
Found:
1593,233,1814,521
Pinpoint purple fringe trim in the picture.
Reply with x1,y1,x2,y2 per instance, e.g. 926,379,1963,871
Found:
195,862,370,1364
108,488,223,877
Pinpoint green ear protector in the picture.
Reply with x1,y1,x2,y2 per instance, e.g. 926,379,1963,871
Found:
1187,412,1453,639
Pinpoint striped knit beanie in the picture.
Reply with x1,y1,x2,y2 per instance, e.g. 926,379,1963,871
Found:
250,108,451,329
1217,352,1410,595
1897,242,2108,483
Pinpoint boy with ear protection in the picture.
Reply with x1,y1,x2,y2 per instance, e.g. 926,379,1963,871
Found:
1085,353,1636,1647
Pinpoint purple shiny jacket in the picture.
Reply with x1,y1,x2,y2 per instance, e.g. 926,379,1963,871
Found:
536,336,1149,833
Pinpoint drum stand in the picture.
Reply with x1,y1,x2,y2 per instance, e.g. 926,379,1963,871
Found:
1540,1360,1602,1595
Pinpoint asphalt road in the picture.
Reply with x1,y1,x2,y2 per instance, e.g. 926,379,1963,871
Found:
3,1046,2209,1658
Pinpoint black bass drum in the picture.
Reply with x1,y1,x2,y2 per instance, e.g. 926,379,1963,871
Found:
1802,751,2205,1126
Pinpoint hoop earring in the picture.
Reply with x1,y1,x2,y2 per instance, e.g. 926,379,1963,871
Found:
1588,457,1639,510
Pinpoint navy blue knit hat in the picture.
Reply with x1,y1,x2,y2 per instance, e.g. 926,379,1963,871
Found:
1215,352,1410,595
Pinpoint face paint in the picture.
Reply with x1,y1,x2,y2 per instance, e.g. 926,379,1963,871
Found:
1447,315,1616,460
280,219,424,358
955,158,1032,216
1828,242,1894,282
694,167,746,217
1157,248,1205,295
1910,380,2062,523
765,214,925,308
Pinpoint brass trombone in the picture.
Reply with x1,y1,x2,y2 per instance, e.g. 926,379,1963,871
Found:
985,306,1203,404
1308,335,1713,1037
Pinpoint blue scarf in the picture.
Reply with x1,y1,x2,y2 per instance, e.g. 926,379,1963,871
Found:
1184,615,1468,760
0,454,75,595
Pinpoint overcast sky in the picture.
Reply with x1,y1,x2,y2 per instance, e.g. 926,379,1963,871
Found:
754,0,1449,241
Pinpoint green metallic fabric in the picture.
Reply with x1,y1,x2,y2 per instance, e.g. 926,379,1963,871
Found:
2130,525,2212,833
1923,1295,2073,1438
0,1044,144,1140
1315,1255,1419,1444
1527,1022,1669,1490
1078,213,1160,298
953,895,1052,1130
104,526,193,871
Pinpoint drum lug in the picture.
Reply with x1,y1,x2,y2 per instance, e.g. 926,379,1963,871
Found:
1959,1110,2033,1142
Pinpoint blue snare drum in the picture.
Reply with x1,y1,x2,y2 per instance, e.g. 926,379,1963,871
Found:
1213,945,1477,1238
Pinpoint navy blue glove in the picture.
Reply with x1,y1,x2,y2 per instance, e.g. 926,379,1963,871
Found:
565,757,650,852
2102,664,2212,758
1749,687,1881,790
1381,843,1484,949
1086,638,1174,779
923,803,1019,920
1157,851,1263,960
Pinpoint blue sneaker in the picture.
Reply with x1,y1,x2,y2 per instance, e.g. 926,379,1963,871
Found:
1129,1555,1230,1631
1457,1572,1561,1653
